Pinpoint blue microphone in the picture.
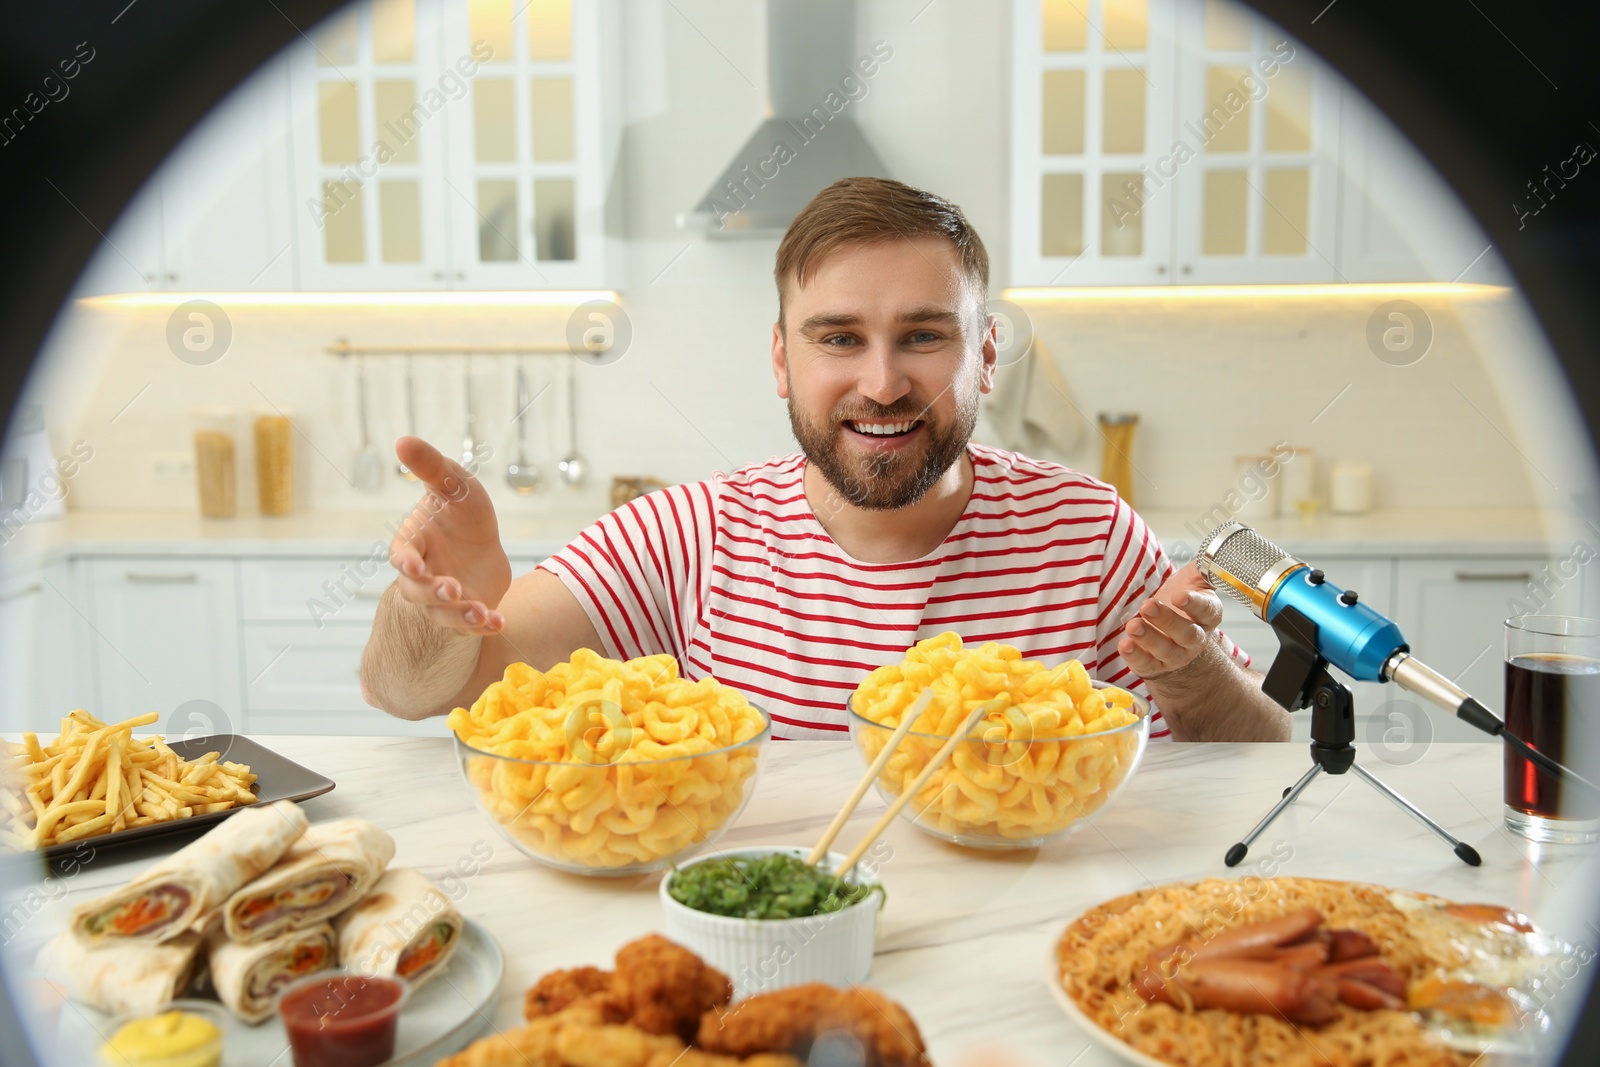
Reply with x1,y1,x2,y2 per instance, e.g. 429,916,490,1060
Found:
1195,521,1600,798
1195,523,1406,682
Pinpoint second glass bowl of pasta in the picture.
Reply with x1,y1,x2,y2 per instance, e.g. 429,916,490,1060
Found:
454,715,771,876
847,679,1150,850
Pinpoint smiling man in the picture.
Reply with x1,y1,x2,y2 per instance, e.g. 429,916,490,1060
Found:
361,178,1290,742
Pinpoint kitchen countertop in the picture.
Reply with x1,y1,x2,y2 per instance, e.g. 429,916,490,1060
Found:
0,506,1587,568
6,738,1597,1066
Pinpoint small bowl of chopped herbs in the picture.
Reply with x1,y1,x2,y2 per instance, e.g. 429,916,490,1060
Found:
660,846,885,996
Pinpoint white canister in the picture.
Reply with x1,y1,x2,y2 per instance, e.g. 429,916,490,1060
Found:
1277,446,1315,517
1328,461,1374,515
660,846,882,997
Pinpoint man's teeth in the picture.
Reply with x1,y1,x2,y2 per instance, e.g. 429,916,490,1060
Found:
849,420,917,436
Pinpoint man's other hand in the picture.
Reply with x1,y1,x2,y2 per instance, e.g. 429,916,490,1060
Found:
1117,561,1226,680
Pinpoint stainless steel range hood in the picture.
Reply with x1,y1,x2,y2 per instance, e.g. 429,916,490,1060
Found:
679,0,891,237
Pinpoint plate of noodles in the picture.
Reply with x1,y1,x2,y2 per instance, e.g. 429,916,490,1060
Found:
1049,877,1573,1067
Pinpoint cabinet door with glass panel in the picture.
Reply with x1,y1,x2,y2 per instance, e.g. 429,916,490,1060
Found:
1168,0,1339,283
439,0,609,289
288,0,609,290
1011,0,1180,286
288,0,455,288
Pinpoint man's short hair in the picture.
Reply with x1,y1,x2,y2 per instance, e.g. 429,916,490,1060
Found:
774,177,990,330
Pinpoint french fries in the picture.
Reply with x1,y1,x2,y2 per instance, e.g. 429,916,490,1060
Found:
1,710,257,850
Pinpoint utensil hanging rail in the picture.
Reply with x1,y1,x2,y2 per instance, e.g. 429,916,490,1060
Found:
325,341,602,357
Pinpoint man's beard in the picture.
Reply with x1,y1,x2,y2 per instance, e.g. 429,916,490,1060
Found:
788,389,978,511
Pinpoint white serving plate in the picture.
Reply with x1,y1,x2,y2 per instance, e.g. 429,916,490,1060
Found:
1045,911,1541,1066
1044,945,1168,1067
51,918,504,1067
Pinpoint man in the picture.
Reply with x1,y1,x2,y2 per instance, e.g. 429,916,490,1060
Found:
361,178,1290,743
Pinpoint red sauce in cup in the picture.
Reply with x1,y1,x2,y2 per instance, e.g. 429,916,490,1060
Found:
276,972,407,1067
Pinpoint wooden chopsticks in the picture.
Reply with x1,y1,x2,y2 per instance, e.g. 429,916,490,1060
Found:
806,688,933,866
809,688,997,874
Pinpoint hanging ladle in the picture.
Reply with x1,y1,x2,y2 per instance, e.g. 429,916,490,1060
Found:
505,362,542,494
558,354,587,488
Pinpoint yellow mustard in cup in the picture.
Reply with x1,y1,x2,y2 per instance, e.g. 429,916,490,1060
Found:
100,1007,224,1067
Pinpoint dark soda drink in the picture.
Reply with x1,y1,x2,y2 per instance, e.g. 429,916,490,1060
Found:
1503,652,1600,821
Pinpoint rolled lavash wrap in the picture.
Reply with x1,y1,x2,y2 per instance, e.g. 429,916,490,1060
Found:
35,929,203,1016
221,818,395,942
70,800,308,945
207,921,337,1024
335,867,463,989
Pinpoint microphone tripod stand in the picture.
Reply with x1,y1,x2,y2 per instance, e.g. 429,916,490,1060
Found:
1223,604,1482,868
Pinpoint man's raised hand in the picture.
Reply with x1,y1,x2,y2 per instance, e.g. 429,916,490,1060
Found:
386,436,513,636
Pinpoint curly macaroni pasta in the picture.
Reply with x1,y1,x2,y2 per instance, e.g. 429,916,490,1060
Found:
851,632,1146,841
449,650,768,870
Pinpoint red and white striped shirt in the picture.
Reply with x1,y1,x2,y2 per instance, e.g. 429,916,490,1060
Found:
539,443,1247,741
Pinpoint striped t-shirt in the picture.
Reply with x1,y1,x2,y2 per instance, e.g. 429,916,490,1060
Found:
538,443,1247,741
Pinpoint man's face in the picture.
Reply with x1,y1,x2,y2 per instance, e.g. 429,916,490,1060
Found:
772,238,997,511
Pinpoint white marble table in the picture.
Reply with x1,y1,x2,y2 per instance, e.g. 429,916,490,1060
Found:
6,738,1598,1066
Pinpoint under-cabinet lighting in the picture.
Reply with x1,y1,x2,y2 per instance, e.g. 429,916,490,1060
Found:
78,290,620,310
1001,283,1510,302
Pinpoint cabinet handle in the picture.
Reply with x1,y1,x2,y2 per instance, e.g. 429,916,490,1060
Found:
1155,264,1167,274
1181,264,1193,275
351,589,387,600
0,582,42,603
124,571,199,583
1453,571,1533,583
431,270,446,281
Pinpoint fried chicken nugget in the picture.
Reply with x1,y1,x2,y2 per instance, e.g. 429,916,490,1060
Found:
611,933,734,1041
555,1021,682,1067
525,965,619,1021
440,1001,804,1067
695,984,930,1067
434,1012,569,1067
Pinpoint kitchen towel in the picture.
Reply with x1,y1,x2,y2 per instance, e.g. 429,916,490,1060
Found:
981,336,1085,460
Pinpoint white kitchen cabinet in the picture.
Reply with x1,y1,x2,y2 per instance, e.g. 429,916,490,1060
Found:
72,180,165,296
438,0,616,290
239,557,393,624
0,569,43,732
1167,0,1339,284
1394,557,1578,743
239,623,441,737
1334,93,1498,284
286,0,617,291
159,57,299,291
73,59,298,296
1010,0,1181,285
1011,0,1339,286
83,559,245,731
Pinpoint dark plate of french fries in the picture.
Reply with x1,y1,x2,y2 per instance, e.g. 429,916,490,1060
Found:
3,712,335,859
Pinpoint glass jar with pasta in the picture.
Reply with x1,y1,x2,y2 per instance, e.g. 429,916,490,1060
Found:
190,406,237,519
250,406,296,516
847,632,1151,849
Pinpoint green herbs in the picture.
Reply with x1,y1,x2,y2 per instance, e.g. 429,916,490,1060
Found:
668,852,884,920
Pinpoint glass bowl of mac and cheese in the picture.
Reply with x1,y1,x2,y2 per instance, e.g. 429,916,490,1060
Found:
449,650,772,876
847,634,1151,849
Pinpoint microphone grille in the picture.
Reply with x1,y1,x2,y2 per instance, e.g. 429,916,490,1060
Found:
1198,524,1294,607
